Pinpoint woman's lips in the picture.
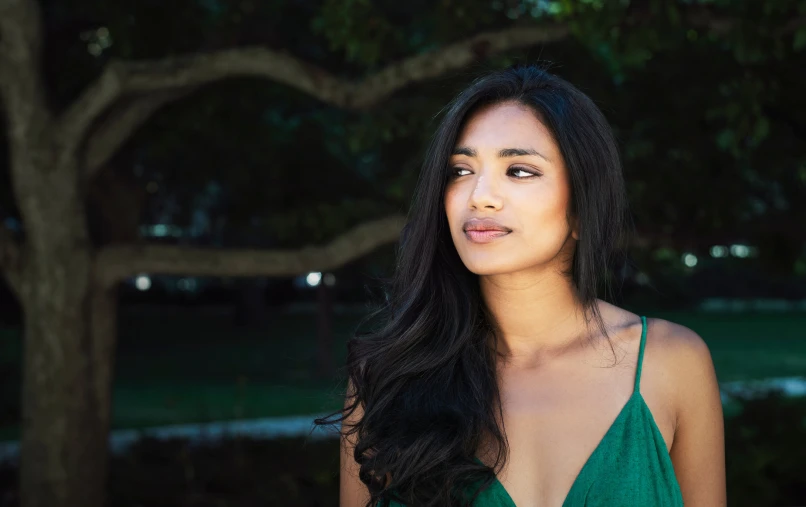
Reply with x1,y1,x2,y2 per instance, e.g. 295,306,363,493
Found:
464,229,511,244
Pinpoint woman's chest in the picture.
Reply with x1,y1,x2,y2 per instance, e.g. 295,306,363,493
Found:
478,366,676,506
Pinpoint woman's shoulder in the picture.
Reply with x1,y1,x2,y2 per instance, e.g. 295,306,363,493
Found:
645,317,714,374
598,301,711,356
643,316,720,424
599,302,718,415
599,298,711,362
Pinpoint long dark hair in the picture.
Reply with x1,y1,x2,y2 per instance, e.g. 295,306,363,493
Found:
314,63,631,507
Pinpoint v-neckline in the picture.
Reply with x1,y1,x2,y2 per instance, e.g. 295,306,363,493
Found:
475,390,643,507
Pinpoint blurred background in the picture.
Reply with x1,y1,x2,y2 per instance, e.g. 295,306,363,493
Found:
0,0,804,506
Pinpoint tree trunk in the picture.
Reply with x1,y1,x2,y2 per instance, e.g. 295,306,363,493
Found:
15,162,117,507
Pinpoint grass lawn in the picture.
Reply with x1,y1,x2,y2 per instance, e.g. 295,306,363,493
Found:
0,306,804,442
648,311,806,381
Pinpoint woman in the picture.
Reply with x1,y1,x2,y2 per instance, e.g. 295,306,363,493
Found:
317,63,726,507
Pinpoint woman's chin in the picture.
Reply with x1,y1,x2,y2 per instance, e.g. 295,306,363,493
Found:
461,259,518,276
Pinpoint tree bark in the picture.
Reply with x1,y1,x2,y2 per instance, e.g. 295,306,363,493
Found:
19,251,118,507
15,157,107,507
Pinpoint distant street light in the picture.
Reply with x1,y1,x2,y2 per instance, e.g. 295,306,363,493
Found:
730,244,750,258
135,275,151,291
306,272,322,287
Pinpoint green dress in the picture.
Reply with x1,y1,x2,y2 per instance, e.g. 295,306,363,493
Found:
381,316,684,506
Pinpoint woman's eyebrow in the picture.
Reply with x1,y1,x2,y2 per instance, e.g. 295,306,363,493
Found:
452,145,551,162
451,146,477,157
498,147,550,161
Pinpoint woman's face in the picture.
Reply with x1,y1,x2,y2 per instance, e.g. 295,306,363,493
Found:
444,101,578,276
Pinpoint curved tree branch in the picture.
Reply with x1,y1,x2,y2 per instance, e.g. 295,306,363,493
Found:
95,214,407,286
58,24,570,157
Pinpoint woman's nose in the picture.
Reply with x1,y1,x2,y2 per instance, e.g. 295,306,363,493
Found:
468,174,503,210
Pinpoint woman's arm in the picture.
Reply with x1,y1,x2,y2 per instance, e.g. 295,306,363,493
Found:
666,323,727,506
341,378,372,507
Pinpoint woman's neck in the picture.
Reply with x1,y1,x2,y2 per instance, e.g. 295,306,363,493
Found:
480,269,590,368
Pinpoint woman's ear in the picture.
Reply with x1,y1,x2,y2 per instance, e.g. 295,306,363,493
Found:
571,217,580,240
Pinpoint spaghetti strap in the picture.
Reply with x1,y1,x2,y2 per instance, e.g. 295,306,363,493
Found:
635,315,648,391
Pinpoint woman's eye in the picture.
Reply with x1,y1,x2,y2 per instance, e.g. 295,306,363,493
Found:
509,167,538,178
450,166,538,179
